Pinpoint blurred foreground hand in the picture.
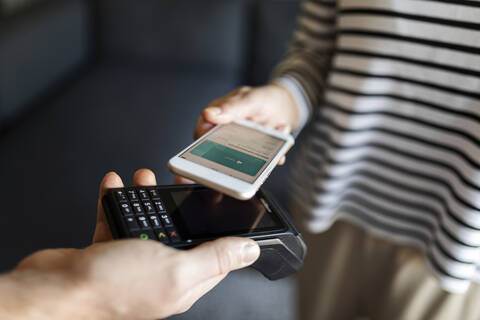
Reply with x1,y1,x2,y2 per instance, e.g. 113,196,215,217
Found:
0,170,260,320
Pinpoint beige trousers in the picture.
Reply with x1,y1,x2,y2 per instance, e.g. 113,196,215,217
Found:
298,220,480,320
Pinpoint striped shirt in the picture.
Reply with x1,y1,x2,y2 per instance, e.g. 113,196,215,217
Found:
273,0,480,293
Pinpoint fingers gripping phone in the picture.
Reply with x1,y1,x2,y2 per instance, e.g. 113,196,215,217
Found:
102,185,306,280
168,120,294,200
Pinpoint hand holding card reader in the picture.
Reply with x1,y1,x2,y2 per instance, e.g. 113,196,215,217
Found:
102,185,306,280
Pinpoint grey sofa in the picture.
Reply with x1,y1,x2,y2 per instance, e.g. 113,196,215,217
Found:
0,1,300,319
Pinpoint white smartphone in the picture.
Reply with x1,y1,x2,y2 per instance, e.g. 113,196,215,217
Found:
168,119,294,200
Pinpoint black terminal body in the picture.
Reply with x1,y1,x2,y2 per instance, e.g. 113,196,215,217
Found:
102,184,306,280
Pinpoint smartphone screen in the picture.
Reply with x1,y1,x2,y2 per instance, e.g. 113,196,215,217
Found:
180,123,286,183
169,188,285,239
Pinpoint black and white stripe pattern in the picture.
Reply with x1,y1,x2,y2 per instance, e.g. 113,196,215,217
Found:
274,0,480,293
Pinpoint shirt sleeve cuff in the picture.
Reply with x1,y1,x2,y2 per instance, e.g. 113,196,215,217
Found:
273,76,313,136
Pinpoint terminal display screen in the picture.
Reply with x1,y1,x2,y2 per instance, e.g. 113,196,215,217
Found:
170,188,284,238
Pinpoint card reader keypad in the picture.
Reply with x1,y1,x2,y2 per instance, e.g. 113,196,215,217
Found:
114,187,180,243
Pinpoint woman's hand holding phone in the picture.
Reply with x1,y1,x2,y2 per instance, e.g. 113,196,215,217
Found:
196,84,298,138
176,84,299,186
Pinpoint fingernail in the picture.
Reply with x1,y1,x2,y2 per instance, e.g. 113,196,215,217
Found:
201,122,214,129
242,242,260,266
205,107,222,116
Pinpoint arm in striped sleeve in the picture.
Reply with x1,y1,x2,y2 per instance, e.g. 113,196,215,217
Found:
271,0,338,133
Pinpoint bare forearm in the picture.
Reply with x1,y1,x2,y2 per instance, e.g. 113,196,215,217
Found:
0,271,105,320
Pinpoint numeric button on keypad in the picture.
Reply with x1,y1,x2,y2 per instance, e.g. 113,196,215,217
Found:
138,188,150,200
120,203,133,216
115,190,128,202
125,216,139,231
131,202,144,215
149,189,161,199
160,214,173,228
154,200,166,212
148,215,162,228
143,201,155,214
127,189,139,201
137,216,151,229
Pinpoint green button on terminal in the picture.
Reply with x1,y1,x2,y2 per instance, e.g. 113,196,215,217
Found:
131,230,155,241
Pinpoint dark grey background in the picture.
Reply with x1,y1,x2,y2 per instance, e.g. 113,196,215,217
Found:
0,1,300,319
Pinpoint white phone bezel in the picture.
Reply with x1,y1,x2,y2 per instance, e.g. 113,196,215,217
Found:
167,119,294,200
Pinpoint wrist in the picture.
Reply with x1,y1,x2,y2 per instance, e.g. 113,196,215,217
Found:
272,76,313,134
269,83,300,130
0,269,107,320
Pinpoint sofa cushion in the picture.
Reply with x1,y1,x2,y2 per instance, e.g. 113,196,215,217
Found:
97,0,249,77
